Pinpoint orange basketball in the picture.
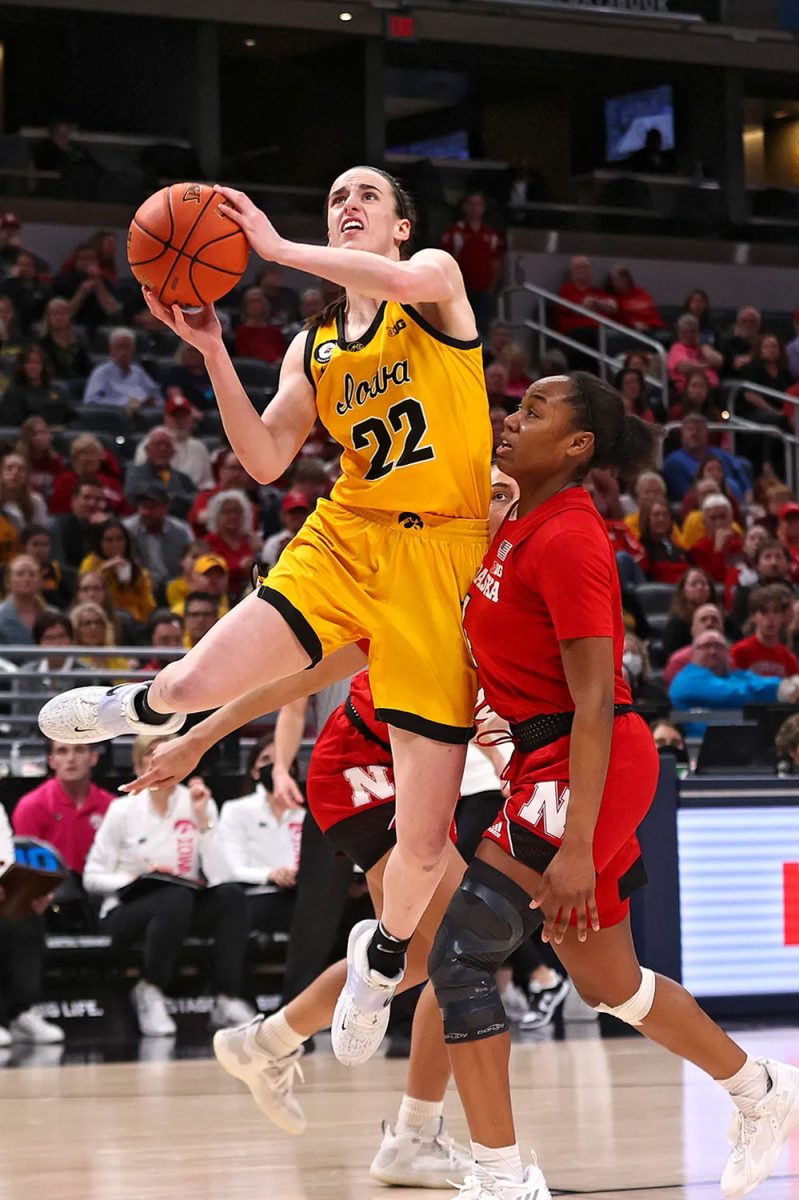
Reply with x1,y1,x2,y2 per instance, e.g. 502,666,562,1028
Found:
127,182,249,309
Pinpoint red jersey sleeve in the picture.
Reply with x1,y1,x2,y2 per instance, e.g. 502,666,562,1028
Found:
518,521,616,641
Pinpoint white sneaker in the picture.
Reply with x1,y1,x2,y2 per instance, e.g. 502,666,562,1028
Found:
38,684,186,744
213,1017,306,1135
0,1025,11,1047
721,1058,799,1199
210,995,257,1029
331,919,402,1067
370,1116,471,1187
519,979,571,1031
9,1008,65,1044
132,980,177,1038
501,983,531,1023
456,1158,551,1199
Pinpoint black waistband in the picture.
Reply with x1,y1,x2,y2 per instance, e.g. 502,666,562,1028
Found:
509,704,635,754
345,696,393,754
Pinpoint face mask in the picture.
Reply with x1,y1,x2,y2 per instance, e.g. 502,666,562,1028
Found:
622,651,643,678
115,561,132,585
658,744,689,765
258,764,274,792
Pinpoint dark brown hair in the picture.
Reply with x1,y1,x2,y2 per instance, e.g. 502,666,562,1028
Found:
565,371,659,479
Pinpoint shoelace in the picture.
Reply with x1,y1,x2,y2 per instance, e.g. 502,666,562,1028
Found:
266,1052,305,1098
727,1110,759,1159
435,1132,470,1167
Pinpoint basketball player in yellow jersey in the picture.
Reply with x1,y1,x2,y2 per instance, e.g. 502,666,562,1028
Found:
39,166,491,1064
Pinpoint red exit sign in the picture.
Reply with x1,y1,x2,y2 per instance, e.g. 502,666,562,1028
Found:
386,11,418,40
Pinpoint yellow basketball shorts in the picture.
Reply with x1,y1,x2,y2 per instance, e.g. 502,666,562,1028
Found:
259,498,488,744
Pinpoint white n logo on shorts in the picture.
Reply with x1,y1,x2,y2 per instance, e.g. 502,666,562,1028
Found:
343,766,395,809
517,781,571,839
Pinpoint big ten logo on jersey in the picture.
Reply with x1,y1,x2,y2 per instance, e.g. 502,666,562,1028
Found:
343,765,395,809
182,185,203,204
517,781,571,840
387,317,406,337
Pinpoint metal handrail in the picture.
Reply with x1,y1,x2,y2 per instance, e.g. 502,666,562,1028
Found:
722,377,799,491
499,281,669,405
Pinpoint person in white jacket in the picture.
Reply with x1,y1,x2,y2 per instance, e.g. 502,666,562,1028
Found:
83,734,255,1039
219,734,305,936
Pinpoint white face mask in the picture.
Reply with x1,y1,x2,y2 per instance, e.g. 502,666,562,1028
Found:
623,651,643,678
115,561,132,585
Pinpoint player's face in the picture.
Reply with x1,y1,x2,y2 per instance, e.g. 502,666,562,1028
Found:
488,467,519,538
495,376,593,485
327,169,410,259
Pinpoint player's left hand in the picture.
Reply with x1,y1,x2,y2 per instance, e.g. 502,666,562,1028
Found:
188,776,213,830
530,845,599,945
214,186,284,262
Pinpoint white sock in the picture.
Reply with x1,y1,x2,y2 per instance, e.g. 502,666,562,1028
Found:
718,1056,771,1115
396,1094,443,1134
254,1008,305,1059
471,1141,524,1185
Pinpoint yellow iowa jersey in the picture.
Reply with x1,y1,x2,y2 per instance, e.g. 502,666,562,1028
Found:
304,300,491,519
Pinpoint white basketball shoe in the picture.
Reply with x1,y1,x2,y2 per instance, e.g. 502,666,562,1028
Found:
39,684,185,744
369,1117,471,1187
331,919,402,1067
721,1058,799,1198
456,1157,552,1199
213,1018,306,1135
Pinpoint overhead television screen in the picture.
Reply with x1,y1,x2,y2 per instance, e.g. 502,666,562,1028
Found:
605,84,675,163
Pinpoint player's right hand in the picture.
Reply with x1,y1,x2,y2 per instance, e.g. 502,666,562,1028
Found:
141,286,223,356
272,767,305,810
120,733,203,796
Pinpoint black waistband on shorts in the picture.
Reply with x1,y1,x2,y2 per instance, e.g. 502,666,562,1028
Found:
509,705,635,754
345,696,393,754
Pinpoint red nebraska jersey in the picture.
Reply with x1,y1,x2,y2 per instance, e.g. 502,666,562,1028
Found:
463,487,633,723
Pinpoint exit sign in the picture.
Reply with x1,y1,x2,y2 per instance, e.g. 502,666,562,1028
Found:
386,11,418,40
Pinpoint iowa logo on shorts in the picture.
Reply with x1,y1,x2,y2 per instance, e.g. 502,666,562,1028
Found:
182,185,203,204
399,512,424,530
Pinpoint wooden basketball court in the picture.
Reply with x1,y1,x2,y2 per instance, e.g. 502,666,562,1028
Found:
3,1026,799,1199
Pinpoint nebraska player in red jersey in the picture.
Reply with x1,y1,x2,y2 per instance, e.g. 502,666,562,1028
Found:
428,373,799,1200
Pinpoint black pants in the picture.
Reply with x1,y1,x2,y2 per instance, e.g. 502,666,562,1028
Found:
103,883,250,995
282,809,354,1003
248,890,296,935
0,913,46,1022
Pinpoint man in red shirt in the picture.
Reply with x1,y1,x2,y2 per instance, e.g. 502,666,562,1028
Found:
730,583,799,678
556,255,618,337
12,743,113,874
441,193,503,334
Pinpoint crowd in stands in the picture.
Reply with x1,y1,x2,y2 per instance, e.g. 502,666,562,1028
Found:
3,219,799,1045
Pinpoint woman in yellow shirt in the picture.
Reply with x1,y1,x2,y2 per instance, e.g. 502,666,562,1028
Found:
79,518,155,627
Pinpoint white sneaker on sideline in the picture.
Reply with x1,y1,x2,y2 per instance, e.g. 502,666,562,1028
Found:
519,978,571,1031
721,1058,799,1199
132,980,176,1038
331,919,401,1067
456,1157,552,1199
370,1116,471,1187
210,995,257,1029
9,1008,65,1044
213,1017,306,1135
39,684,186,744
501,983,531,1023
0,1025,11,1047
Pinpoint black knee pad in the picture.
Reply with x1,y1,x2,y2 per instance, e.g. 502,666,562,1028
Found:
428,858,544,1044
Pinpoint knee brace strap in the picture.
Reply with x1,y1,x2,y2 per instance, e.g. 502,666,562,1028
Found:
594,966,656,1025
428,858,544,1045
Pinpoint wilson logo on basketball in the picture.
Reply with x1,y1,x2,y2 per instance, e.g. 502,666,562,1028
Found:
182,185,203,204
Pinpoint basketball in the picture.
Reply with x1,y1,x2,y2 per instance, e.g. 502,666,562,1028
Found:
127,182,249,309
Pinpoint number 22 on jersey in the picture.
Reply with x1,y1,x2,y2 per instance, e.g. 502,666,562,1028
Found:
352,397,435,481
